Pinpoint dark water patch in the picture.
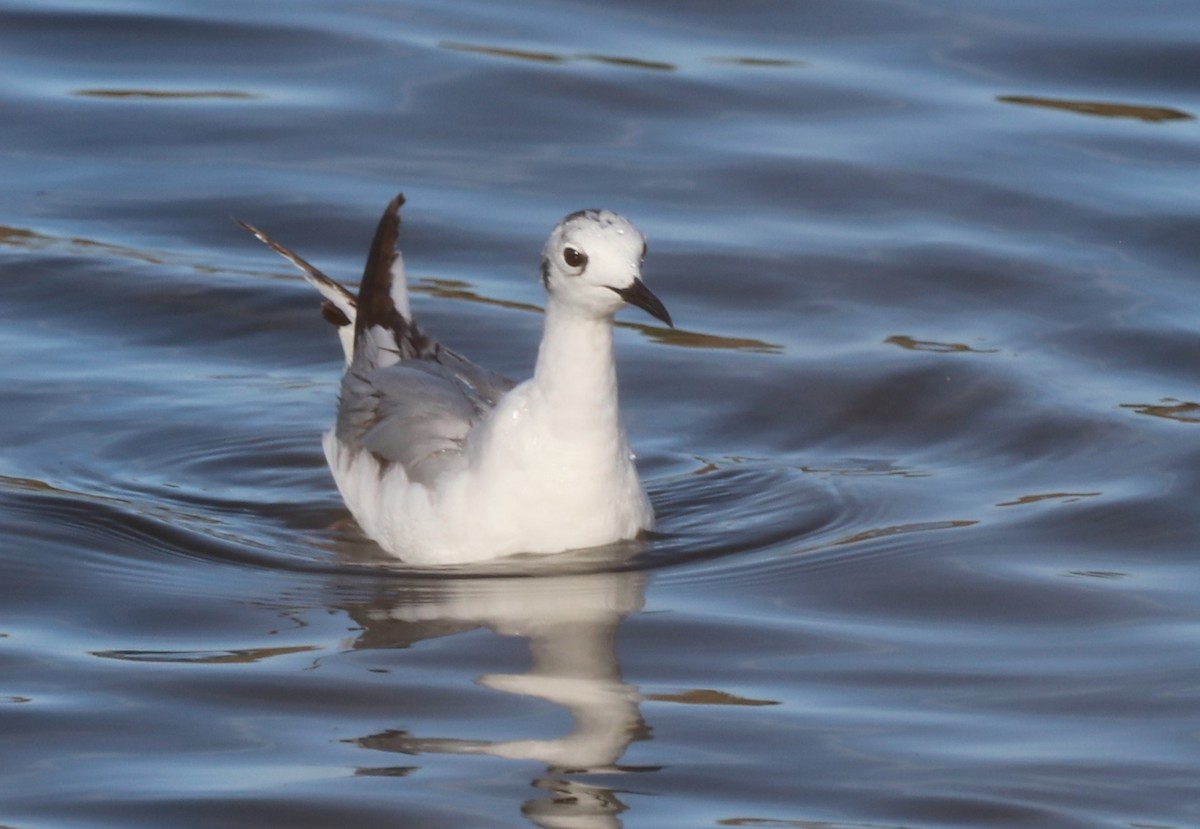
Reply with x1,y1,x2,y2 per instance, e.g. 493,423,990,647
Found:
643,452,987,589
0,6,382,72
1054,131,1200,170
1057,325,1200,391
986,487,1196,560
1092,211,1200,274
645,461,838,558
715,356,1098,464
0,486,269,588
0,250,346,373
952,33,1200,97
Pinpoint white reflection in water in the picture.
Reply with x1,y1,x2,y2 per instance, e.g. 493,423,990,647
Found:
346,560,651,829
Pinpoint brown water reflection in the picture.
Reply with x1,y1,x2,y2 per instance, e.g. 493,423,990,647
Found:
74,89,257,100
997,95,1193,123
996,492,1101,507
885,335,998,354
1121,399,1200,423
413,278,782,353
646,689,778,706
441,42,807,72
93,645,319,664
704,57,807,68
441,41,673,70
0,225,164,263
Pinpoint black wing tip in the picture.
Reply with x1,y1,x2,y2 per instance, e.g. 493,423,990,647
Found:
232,216,260,236
355,193,410,341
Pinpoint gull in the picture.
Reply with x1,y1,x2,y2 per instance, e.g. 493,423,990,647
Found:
238,194,672,565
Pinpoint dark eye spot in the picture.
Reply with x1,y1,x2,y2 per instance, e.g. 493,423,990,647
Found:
563,247,587,269
640,241,648,262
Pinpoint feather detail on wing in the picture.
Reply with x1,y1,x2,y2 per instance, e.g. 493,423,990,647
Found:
342,193,514,483
238,193,515,486
235,217,359,364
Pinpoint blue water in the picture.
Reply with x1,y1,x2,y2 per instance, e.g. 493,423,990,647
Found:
2,1,1198,827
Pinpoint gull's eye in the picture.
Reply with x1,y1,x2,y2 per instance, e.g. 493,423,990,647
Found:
563,247,587,269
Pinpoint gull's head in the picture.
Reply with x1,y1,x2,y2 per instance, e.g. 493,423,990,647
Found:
541,209,672,327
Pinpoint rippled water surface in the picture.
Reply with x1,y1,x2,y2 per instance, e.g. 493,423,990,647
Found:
2,1,1199,827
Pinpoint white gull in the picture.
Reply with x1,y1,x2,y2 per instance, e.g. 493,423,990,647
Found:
239,194,672,565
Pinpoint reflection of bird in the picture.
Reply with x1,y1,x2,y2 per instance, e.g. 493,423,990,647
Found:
344,566,650,829
240,195,672,564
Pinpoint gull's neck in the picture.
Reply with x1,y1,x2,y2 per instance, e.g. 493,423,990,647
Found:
532,299,620,431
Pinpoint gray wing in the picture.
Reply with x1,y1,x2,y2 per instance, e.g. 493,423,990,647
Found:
335,194,516,485
336,360,512,485
241,193,516,484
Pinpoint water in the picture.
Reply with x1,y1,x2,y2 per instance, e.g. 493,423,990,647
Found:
1,1,1198,827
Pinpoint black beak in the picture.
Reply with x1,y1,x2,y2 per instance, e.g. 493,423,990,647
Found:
611,279,673,328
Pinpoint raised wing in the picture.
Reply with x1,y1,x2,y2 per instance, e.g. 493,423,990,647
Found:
240,194,516,486
339,194,515,483
235,217,359,364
